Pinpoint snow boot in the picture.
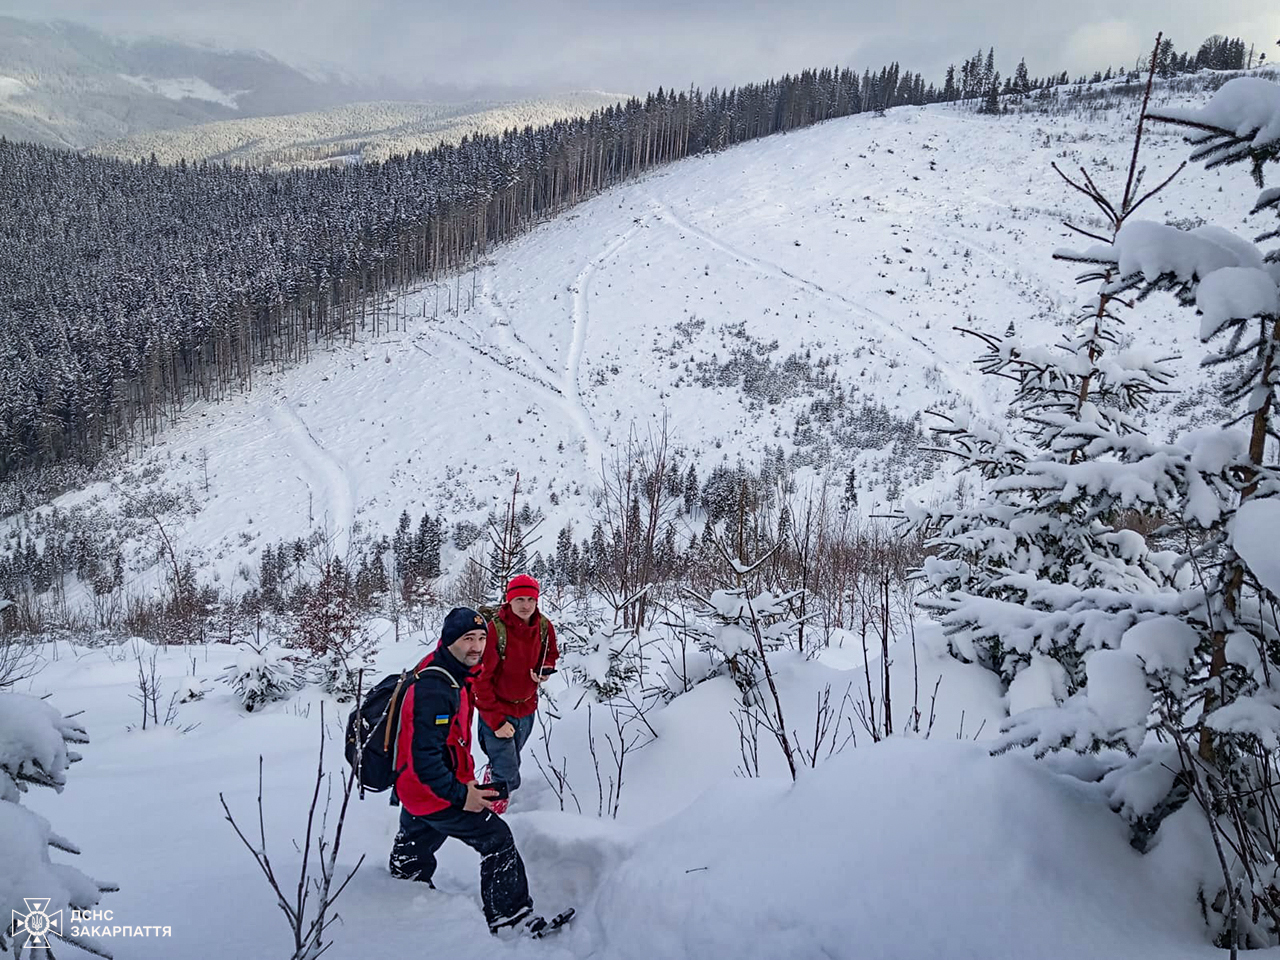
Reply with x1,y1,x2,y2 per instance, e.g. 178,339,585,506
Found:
490,908,575,940
488,904,534,937
388,848,436,885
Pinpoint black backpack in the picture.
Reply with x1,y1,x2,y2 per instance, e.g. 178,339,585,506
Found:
344,663,458,796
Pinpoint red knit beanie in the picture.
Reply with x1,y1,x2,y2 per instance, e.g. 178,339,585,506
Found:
505,574,540,601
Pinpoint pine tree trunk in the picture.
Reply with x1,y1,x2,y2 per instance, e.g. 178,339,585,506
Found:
1200,316,1279,762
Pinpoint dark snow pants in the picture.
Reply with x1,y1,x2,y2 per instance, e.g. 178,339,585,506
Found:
390,805,532,928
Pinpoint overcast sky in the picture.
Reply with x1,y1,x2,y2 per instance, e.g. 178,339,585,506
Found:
1,0,1275,95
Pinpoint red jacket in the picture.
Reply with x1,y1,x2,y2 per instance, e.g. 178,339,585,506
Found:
394,645,477,816
473,604,559,730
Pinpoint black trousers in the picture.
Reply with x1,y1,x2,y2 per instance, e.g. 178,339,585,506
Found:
390,805,532,927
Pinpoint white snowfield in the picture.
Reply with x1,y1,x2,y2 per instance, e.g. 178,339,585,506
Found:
10,625,1232,960
116,74,246,110
0,76,30,99
49,78,1247,601
11,74,1280,958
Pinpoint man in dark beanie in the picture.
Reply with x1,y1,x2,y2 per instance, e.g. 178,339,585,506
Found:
389,607,538,934
475,574,559,813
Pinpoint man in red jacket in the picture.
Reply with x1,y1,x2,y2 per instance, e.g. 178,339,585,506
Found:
389,606,536,933
474,574,559,812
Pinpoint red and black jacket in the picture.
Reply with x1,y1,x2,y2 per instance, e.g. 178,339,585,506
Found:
394,643,478,816
474,603,559,730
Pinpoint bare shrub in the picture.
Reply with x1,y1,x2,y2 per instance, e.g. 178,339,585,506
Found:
0,601,38,688
220,703,363,960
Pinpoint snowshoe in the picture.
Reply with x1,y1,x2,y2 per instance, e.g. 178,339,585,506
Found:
489,904,534,937
528,908,575,939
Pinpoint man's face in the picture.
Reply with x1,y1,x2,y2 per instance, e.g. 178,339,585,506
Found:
509,595,538,621
449,628,487,666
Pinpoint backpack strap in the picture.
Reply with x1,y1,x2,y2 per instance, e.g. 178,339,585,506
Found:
388,664,459,771
382,670,413,755
419,664,460,689
494,618,508,659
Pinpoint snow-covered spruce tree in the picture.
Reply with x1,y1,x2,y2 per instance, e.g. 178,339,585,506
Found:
909,54,1193,709
295,559,376,702
221,640,303,712
990,73,1280,947
560,620,641,701
0,693,116,958
1036,74,1280,948
910,48,1266,907
1140,80,1280,771
686,538,808,780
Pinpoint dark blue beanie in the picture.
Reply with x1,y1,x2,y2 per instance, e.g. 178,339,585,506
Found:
440,607,486,647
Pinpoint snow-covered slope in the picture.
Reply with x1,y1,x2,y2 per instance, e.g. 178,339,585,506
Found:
30,76,1257,599
13,626,1231,959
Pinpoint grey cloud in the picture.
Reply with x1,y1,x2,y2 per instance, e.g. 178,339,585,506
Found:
0,0,1274,94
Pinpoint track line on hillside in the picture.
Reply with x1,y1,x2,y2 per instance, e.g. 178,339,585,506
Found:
413,264,615,471
564,223,645,471
417,301,564,396
477,274,616,465
645,196,995,420
426,323,564,397
477,276,566,388
266,399,354,558
423,320,615,472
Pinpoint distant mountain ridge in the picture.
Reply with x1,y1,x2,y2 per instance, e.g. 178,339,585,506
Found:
0,17,628,167
0,17,362,149
95,93,631,169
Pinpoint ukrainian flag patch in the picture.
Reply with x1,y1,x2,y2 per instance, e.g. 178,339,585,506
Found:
435,715,450,725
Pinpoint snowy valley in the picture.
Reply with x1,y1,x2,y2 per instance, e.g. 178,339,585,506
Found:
0,16,626,165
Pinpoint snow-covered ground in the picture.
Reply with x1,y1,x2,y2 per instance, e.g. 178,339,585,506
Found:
14,620,1239,959
8,73,1280,957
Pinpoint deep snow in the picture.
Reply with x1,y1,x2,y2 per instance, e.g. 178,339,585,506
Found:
12,623,1240,959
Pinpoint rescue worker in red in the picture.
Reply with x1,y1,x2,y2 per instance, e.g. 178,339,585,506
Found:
389,606,535,933
474,574,559,813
